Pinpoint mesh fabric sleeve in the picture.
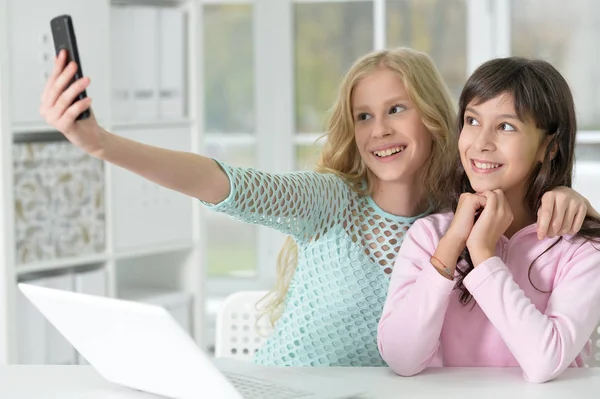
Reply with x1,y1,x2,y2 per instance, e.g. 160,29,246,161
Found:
200,160,352,242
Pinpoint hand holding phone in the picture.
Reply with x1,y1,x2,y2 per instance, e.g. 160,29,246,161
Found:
40,15,102,156
50,14,90,120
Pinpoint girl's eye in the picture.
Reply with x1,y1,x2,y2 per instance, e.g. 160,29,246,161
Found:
390,105,406,114
357,113,371,121
465,116,479,126
499,122,516,132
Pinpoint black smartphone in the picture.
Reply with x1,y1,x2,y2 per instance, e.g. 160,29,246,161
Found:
50,14,90,120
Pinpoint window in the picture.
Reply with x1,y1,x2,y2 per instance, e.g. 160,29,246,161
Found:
204,4,255,134
386,0,467,100
293,0,468,171
203,3,257,278
201,0,599,289
510,0,600,131
294,1,373,134
294,1,373,171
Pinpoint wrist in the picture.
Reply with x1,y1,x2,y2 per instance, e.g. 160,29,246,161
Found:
469,248,495,267
431,236,465,280
430,255,454,280
439,235,466,260
92,128,109,160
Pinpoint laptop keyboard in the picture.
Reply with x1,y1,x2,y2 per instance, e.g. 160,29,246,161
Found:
225,373,312,399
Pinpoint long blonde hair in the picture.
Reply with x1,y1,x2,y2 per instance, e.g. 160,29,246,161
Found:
259,47,458,327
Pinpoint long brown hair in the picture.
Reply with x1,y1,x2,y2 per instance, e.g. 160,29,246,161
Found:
452,57,600,305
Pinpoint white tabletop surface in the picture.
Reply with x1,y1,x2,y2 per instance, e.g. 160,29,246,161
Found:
1,364,599,399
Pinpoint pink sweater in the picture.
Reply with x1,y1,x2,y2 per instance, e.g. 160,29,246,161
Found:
377,213,600,383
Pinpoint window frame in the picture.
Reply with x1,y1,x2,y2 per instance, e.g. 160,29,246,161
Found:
200,0,294,297
496,0,600,139
203,0,600,298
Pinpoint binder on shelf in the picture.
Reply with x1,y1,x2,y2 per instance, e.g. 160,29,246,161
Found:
44,274,78,365
158,7,186,120
110,6,134,122
131,5,160,121
74,267,107,297
17,285,47,364
17,272,77,365
74,267,107,364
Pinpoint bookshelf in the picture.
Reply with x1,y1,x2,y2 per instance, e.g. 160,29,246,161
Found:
0,0,206,364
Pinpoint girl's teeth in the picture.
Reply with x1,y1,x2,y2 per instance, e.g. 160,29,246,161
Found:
374,146,405,157
474,161,501,169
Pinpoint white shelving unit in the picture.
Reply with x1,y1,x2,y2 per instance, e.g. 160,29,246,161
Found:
0,0,206,365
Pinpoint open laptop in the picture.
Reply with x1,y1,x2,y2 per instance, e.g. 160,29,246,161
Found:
18,283,366,399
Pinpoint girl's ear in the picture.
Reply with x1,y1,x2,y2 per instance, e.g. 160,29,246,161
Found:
548,141,559,160
547,132,560,160
538,133,558,163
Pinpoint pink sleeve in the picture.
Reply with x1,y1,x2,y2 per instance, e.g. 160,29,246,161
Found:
377,219,455,376
465,243,600,383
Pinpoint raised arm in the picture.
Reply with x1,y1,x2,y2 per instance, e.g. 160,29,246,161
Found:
100,131,230,203
41,50,229,203
465,243,600,383
40,50,349,239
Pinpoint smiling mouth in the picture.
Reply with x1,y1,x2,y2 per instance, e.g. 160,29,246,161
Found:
471,159,504,171
373,146,406,158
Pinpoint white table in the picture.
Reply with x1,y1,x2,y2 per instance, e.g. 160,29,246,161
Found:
1,365,599,399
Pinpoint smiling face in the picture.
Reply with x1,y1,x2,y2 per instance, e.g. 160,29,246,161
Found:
352,66,433,188
459,92,549,199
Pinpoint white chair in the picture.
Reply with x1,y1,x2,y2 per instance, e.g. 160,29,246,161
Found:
215,290,274,361
589,323,600,367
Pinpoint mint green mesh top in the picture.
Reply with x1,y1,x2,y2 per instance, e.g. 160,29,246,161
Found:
203,160,428,367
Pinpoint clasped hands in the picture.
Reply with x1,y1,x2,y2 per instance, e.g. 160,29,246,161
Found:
444,187,588,268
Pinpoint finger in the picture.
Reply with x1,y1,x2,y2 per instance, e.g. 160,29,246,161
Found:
537,203,553,240
44,61,79,110
492,189,505,198
456,194,485,220
466,193,487,211
43,60,77,113
493,189,513,219
492,189,507,205
569,204,588,235
547,198,565,238
41,50,68,104
481,191,497,211
56,97,92,129
45,77,90,126
458,193,474,208
475,194,487,209
458,193,472,206
54,77,91,116
559,203,579,236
